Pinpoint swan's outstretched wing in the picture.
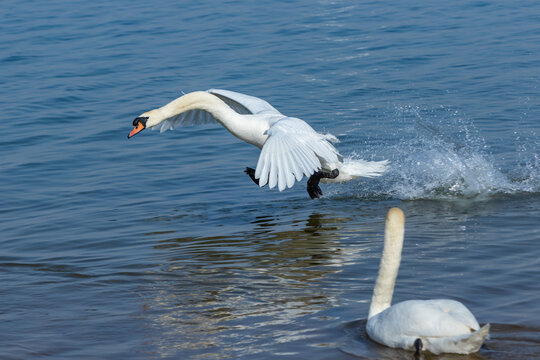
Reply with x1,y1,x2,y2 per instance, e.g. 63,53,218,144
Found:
154,89,281,133
254,117,341,191
208,89,282,115
154,108,216,133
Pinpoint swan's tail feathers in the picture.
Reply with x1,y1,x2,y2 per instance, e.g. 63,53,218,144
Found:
460,323,490,354
424,323,490,355
340,159,389,180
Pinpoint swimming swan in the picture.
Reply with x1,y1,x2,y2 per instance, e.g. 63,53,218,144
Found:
128,89,388,198
366,208,490,355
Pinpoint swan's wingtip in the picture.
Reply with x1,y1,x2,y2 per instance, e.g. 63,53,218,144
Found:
478,323,490,339
322,133,339,143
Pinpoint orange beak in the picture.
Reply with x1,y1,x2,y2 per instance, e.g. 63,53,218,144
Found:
128,122,145,139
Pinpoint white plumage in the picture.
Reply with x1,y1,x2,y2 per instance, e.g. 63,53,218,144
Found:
366,208,490,355
129,89,388,197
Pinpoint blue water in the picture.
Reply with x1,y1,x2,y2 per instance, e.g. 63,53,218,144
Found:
1,0,539,358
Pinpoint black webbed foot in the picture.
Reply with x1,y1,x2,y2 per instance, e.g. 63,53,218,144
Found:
244,167,259,185
307,175,323,199
306,169,339,199
414,338,423,359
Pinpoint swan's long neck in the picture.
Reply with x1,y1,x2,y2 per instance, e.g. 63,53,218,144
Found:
162,91,235,123
159,91,268,147
368,208,405,319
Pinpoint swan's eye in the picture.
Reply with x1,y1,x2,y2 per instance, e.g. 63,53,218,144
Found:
133,116,149,127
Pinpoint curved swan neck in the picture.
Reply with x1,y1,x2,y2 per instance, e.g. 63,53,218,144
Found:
161,91,238,125
368,208,405,319
157,91,269,147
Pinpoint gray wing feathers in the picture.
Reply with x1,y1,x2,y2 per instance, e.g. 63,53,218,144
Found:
208,93,252,115
156,109,216,132
208,89,282,115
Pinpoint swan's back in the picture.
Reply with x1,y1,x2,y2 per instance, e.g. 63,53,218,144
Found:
367,299,489,354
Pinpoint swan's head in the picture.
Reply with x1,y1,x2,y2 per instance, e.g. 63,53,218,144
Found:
385,207,405,245
386,207,405,225
127,109,163,138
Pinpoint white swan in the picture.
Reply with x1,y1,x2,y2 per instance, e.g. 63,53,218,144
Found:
128,89,388,198
366,208,490,355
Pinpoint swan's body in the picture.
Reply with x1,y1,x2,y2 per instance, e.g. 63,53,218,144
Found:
366,208,489,355
128,89,388,198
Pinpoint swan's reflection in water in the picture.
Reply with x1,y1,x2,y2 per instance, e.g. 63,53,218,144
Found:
140,211,366,357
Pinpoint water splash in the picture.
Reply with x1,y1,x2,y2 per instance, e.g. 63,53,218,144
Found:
339,105,539,201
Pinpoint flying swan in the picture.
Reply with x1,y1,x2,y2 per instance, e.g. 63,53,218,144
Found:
128,89,388,199
366,208,490,355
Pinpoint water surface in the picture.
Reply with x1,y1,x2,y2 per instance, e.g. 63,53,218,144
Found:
1,0,539,359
